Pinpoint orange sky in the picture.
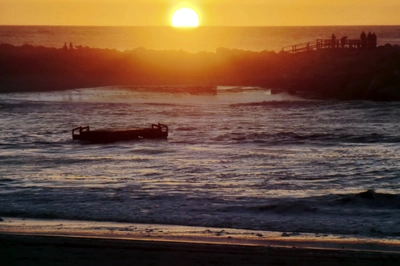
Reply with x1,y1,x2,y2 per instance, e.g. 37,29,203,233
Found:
1,0,399,26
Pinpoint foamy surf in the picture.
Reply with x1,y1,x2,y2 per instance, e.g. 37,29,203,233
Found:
0,86,305,105
1,217,400,253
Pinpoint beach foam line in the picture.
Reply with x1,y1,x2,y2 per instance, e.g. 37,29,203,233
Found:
1,217,400,253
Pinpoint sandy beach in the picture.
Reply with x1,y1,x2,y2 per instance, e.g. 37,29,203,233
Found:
1,218,400,265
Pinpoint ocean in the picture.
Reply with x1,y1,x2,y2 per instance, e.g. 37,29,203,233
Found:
1,25,400,52
1,26,400,239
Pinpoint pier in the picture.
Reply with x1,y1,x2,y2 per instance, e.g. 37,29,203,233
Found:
281,38,373,54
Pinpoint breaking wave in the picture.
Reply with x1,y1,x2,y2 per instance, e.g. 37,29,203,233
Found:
0,86,305,105
212,131,400,145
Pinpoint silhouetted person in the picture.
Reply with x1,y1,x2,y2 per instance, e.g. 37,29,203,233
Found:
340,36,347,48
372,33,377,48
63,43,68,50
367,32,373,48
360,31,367,48
69,42,73,50
331,34,336,48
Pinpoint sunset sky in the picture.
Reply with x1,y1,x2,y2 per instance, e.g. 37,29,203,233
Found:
1,0,399,26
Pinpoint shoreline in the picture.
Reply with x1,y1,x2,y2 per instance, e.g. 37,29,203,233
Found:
1,217,400,252
1,217,400,265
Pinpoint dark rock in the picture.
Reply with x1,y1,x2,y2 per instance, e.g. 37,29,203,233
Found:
359,190,376,199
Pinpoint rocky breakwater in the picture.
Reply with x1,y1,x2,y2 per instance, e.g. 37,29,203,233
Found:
0,43,400,101
276,45,400,101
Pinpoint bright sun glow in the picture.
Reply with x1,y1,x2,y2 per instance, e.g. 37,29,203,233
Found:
171,8,199,27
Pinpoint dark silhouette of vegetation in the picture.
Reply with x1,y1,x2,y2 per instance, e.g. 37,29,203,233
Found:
1,43,400,100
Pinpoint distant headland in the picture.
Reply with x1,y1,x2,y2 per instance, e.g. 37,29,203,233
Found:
1,40,400,101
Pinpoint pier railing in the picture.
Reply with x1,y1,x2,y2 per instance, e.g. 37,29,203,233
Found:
282,39,362,54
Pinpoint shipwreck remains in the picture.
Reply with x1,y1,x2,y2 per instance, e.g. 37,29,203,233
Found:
72,123,168,143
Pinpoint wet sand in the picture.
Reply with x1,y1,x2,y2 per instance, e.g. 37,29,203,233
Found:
1,218,400,265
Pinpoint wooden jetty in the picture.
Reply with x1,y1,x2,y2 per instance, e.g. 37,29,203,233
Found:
281,38,367,54
72,123,168,143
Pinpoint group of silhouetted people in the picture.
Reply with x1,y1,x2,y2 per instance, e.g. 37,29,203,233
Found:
360,31,377,48
330,31,377,49
62,42,74,50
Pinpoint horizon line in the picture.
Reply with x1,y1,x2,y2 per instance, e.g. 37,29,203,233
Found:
1,24,400,27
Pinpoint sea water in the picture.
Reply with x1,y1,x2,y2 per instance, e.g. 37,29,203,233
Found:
1,87,400,238
1,26,400,239
1,25,400,52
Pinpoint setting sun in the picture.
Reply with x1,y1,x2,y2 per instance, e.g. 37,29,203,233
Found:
171,8,200,27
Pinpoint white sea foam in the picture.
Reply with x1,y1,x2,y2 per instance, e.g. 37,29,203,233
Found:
0,86,304,105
